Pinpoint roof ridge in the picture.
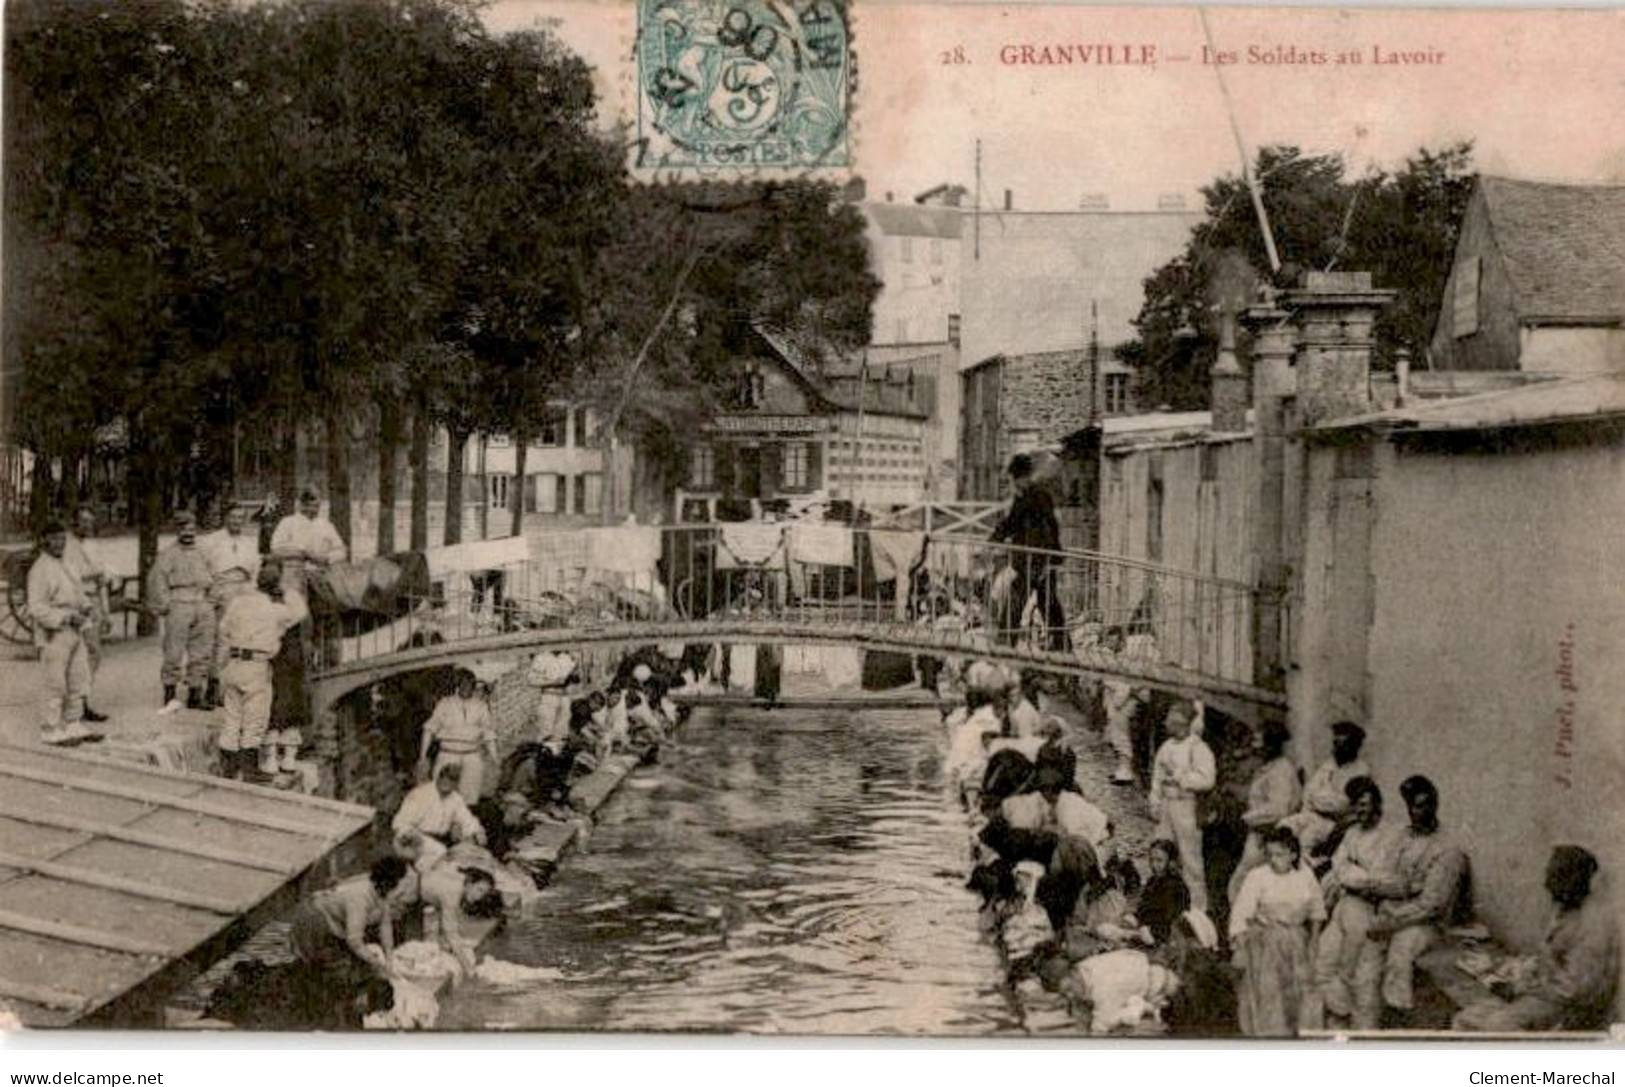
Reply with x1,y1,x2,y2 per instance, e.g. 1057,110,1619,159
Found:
1482,173,1625,190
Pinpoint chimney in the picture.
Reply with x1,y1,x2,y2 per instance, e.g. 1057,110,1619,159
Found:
1210,310,1248,432
843,177,867,203
1283,270,1396,426
1079,193,1110,211
885,191,894,203
1157,193,1187,211
1003,189,1013,211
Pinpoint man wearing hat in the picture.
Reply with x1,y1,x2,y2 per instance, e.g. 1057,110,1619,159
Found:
27,520,104,746
147,511,217,711
216,563,308,782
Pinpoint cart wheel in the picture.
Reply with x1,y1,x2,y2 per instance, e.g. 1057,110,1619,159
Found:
1,557,34,645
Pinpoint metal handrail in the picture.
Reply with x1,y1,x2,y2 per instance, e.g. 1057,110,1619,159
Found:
309,523,1264,706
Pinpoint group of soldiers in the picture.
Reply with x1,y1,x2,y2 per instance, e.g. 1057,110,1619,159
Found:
27,490,345,782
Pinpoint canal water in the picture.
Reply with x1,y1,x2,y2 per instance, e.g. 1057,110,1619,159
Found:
436,703,1083,1035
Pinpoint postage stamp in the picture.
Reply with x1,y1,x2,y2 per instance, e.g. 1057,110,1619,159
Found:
635,0,852,172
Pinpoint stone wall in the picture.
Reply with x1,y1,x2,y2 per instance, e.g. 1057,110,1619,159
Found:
1001,349,1097,451
318,645,627,812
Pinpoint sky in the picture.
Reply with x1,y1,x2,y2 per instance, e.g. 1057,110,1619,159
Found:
483,2,1625,211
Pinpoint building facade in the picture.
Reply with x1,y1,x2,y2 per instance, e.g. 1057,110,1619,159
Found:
953,204,1204,499
860,194,968,499
958,345,1112,500
680,329,931,513
1429,176,1625,374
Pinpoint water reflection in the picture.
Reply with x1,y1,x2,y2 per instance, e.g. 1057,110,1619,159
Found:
437,705,1063,1035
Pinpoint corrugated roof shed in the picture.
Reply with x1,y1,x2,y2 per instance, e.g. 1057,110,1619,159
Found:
1318,371,1625,434
1481,177,1625,322
0,743,375,1027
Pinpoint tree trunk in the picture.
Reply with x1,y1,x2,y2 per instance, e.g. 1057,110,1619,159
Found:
128,415,160,637
409,402,430,551
276,404,299,511
477,433,489,541
323,405,352,551
29,452,53,529
60,446,81,518
510,419,528,538
376,398,401,556
444,423,468,545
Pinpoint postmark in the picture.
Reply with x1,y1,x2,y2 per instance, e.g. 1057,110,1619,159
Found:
635,0,852,172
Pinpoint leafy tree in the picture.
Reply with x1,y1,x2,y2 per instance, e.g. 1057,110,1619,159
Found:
1121,143,1476,410
7,0,232,608
437,27,621,543
578,179,880,508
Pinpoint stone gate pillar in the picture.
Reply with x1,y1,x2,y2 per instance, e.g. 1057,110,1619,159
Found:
1282,271,1396,427
1241,298,1295,692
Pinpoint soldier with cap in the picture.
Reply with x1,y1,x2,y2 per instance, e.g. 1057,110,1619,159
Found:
62,507,112,723
26,520,104,746
216,562,308,782
270,488,347,597
147,511,217,711
204,505,262,710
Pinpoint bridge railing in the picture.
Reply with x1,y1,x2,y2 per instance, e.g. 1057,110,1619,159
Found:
313,523,1259,692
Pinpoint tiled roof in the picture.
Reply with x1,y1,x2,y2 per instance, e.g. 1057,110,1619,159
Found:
1481,177,1625,321
754,327,928,419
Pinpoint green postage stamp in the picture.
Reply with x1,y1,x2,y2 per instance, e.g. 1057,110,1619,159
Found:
636,0,852,171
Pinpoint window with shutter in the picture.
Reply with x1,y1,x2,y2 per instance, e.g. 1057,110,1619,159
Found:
771,443,789,493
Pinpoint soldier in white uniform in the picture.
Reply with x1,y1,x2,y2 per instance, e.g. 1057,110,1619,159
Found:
26,521,103,746
418,670,498,804
62,508,112,723
147,512,217,711
204,505,262,709
1149,701,1217,912
270,488,347,597
217,564,308,782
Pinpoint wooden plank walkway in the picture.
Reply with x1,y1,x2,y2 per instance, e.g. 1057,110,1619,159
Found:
0,742,376,1027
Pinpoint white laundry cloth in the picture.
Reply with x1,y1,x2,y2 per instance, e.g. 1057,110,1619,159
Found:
473,958,566,987
869,529,925,619
584,525,662,578
728,644,757,692
819,646,863,690
364,977,439,1030
717,523,785,568
788,523,853,567
867,530,925,582
527,651,577,688
530,530,589,576
1073,949,1177,1034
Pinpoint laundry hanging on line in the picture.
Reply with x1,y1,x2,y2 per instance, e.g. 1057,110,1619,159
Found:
716,523,786,569
788,522,854,567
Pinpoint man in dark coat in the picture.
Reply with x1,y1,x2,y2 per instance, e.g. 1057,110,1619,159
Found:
991,454,1068,650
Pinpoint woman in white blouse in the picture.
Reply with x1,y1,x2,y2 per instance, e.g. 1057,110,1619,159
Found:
1230,825,1326,1036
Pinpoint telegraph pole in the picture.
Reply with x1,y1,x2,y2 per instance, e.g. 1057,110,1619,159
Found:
973,139,982,261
